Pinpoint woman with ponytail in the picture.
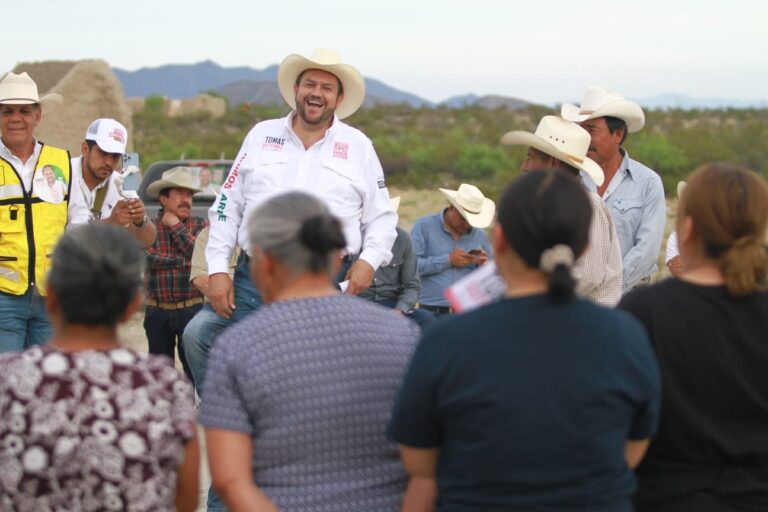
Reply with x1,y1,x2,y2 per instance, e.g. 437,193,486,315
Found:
389,169,661,511
619,162,768,512
199,191,419,511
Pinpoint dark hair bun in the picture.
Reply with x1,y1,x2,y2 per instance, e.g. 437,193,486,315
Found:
299,215,346,253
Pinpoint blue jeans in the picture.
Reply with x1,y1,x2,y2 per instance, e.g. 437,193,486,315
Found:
375,298,438,330
0,288,51,352
183,256,262,512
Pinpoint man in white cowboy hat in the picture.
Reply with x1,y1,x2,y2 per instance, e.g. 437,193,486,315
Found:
206,49,395,313
67,118,156,247
0,71,71,352
562,87,666,292
143,166,207,384
501,115,623,305
411,183,494,316
201,47,396,510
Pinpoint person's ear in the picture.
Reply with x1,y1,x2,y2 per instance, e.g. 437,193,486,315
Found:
492,223,508,255
81,141,90,157
119,291,143,323
677,216,695,247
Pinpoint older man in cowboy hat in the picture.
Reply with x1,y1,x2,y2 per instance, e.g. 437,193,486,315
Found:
143,166,207,383
67,118,156,247
501,115,623,305
561,87,666,292
411,183,494,316
0,71,71,352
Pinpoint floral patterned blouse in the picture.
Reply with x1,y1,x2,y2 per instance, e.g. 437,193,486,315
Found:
0,345,196,511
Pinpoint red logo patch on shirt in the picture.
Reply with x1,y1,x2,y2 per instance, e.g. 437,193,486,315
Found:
333,141,349,160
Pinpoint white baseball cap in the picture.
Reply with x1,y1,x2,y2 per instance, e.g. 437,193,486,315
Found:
85,118,128,154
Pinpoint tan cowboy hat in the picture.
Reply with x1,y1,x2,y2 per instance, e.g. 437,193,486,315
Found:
500,115,605,187
561,86,645,133
277,49,365,119
390,196,401,212
439,184,495,229
0,72,62,108
146,166,202,199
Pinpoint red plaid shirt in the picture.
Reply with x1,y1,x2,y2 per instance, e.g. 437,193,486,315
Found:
145,214,208,302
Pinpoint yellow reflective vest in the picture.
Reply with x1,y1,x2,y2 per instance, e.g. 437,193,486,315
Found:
0,144,71,296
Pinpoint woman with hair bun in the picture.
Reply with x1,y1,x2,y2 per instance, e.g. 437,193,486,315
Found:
389,169,661,511
619,162,768,512
199,191,419,511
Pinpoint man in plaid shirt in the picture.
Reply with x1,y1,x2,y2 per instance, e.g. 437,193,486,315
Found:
144,166,208,382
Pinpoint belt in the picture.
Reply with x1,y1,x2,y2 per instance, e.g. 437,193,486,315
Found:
419,304,453,314
145,297,203,310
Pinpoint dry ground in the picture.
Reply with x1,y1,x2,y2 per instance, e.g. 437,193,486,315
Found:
119,189,678,511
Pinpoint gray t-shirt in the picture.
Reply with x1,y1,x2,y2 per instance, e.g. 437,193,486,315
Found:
200,294,419,511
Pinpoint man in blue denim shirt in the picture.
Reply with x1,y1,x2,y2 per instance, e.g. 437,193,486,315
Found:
562,87,666,292
411,184,494,315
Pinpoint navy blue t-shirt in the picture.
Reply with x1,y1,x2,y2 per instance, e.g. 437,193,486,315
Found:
389,294,661,511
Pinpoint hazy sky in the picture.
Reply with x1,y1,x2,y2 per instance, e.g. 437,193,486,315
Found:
4,0,766,104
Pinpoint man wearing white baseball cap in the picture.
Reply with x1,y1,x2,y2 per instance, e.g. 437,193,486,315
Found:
501,115,623,305
562,87,666,292
68,118,156,247
0,71,70,352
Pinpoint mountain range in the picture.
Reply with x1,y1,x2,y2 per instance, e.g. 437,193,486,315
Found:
113,61,766,111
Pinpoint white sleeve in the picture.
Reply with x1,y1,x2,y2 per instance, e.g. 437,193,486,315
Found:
356,139,397,270
665,231,679,263
206,131,252,275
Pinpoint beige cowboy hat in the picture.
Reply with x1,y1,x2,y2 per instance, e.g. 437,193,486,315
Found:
439,184,495,229
146,166,202,199
0,72,62,108
561,86,645,133
500,115,605,187
390,196,401,212
277,49,365,119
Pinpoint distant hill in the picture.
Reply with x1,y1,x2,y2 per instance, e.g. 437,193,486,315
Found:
113,60,433,107
440,93,531,110
113,60,279,99
634,94,768,110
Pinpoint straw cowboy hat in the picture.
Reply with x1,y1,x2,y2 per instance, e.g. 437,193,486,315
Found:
390,196,401,212
146,166,202,199
439,184,495,229
500,115,605,187
277,49,365,119
0,72,62,108
561,86,645,133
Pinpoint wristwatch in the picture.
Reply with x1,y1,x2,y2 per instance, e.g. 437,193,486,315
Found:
133,215,148,229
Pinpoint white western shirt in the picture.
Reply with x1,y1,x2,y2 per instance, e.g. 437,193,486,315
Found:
207,113,397,275
67,156,123,226
0,139,43,191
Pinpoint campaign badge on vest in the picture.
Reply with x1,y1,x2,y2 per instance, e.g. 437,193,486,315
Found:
33,164,68,204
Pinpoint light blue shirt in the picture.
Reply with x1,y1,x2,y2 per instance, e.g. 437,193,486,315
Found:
411,210,492,307
602,151,666,292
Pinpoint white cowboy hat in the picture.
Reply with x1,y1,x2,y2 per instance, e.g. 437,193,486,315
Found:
277,49,365,119
677,181,686,199
146,166,202,199
560,86,645,133
439,184,495,229
500,115,605,187
0,72,62,108
390,196,401,212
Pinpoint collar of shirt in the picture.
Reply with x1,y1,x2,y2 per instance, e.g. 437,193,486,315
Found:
0,138,42,191
283,111,340,147
603,150,634,201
